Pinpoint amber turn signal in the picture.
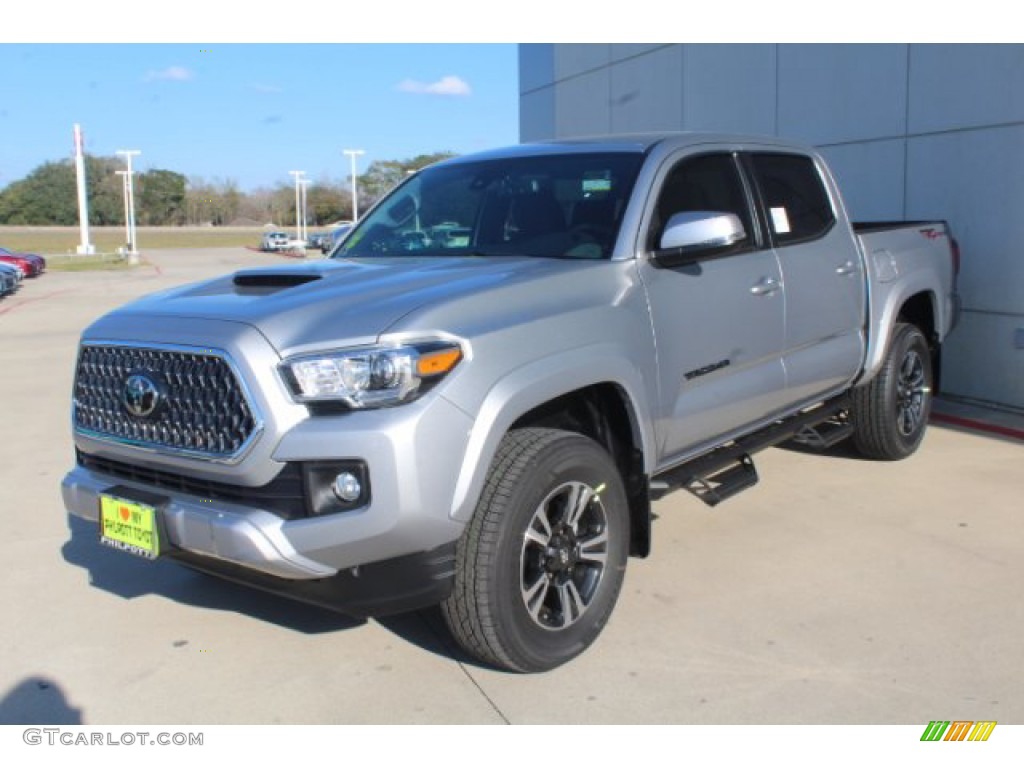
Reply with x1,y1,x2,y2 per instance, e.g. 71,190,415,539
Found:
417,348,462,377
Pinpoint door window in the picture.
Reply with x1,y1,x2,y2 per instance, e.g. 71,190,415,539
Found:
749,153,835,244
648,153,755,252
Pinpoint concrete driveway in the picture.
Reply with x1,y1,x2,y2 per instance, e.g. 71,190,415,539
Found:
1,248,1021,725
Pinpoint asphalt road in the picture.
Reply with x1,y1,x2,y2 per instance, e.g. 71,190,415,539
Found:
1,248,1021,726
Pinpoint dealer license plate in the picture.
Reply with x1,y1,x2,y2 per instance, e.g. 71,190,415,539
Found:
99,494,161,559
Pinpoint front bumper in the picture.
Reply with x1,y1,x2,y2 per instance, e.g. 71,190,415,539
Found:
64,392,473,589
62,464,335,579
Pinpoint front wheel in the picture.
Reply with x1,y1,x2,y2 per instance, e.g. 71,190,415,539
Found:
442,428,629,673
851,322,933,460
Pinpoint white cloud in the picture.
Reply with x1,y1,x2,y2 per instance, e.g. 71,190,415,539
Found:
397,75,471,97
144,66,194,82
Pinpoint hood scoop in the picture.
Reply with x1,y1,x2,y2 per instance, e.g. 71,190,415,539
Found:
233,271,322,292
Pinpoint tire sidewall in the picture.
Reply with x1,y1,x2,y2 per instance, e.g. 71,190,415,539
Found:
487,435,629,672
885,325,933,457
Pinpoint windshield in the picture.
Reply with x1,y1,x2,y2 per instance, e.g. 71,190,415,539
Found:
333,152,644,260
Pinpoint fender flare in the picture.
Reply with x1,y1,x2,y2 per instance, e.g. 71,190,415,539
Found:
859,267,945,386
446,343,656,523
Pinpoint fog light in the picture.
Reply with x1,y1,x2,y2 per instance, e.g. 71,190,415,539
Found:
332,472,362,502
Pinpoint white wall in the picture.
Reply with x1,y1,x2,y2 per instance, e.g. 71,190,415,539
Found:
519,43,1024,410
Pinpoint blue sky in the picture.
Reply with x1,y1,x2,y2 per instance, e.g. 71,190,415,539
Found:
0,0,997,196
0,44,518,191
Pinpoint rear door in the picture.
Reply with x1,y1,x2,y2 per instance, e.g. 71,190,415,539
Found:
638,150,788,465
745,152,866,403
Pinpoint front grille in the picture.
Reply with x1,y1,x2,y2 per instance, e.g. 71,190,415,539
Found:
73,344,257,458
78,451,307,519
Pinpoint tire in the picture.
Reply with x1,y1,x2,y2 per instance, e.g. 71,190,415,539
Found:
442,428,629,673
851,322,933,460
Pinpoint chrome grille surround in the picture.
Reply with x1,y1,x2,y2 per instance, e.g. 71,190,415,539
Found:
73,341,263,462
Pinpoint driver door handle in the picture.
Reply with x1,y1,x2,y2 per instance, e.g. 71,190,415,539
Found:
835,260,859,276
750,277,781,296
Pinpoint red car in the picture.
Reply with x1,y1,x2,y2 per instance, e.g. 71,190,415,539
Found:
0,247,44,277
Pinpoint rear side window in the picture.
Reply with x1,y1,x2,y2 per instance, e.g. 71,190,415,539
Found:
749,153,835,244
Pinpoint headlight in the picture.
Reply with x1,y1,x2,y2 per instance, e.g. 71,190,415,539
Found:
281,341,463,409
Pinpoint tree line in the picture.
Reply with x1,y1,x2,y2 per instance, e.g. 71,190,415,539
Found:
0,151,456,227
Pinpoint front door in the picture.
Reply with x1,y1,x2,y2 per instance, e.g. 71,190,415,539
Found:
638,151,788,466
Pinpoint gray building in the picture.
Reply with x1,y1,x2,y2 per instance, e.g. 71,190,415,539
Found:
519,44,1024,411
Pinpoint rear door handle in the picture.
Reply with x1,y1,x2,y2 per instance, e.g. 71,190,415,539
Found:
750,277,781,296
835,260,859,276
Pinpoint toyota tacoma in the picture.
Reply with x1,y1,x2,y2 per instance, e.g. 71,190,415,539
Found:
63,133,960,672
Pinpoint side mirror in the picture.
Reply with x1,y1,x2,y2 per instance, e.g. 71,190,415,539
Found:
660,211,746,251
653,211,746,267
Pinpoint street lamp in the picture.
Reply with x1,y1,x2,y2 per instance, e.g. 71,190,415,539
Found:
288,170,306,242
73,124,94,255
298,178,311,242
116,149,141,263
343,149,365,222
115,170,130,253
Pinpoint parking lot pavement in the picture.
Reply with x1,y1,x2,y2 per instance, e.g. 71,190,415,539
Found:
1,247,1021,725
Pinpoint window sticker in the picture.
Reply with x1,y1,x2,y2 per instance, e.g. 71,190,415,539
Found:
770,206,791,234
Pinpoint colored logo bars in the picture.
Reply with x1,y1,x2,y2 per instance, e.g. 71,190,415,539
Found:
921,721,997,742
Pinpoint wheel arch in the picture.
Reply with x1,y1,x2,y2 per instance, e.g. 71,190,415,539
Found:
447,348,655,557
860,284,942,388
509,383,652,557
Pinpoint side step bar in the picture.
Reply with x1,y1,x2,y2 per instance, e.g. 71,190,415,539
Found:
791,419,854,449
681,453,758,507
650,396,851,507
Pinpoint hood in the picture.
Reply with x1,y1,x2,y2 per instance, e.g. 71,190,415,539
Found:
100,256,579,356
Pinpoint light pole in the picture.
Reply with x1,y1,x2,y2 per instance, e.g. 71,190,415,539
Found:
116,170,130,252
343,149,365,222
73,124,94,255
116,149,141,263
298,178,310,243
288,170,306,242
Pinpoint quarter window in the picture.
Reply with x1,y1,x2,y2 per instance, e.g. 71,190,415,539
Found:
749,153,835,244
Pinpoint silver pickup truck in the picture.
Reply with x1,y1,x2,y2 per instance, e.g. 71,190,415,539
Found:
63,133,959,672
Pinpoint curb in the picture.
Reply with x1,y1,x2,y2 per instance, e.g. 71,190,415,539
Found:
930,411,1024,442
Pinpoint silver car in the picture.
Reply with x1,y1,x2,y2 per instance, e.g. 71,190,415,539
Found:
259,232,290,252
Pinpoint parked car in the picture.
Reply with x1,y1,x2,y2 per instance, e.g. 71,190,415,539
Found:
0,262,19,295
0,260,23,282
0,247,45,275
63,133,960,673
259,232,290,252
306,233,328,250
0,252,37,278
322,223,352,254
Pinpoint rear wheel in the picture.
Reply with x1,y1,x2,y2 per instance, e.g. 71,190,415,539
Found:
442,428,629,673
851,322,933,460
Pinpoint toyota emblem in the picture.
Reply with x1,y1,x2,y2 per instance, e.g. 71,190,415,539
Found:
123,373,164,419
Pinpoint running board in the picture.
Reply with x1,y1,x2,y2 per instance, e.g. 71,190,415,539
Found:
683,454,758,507
791,419,854,450
650,453,759,507
649,395,850,507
